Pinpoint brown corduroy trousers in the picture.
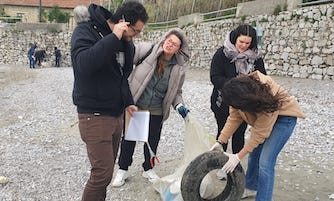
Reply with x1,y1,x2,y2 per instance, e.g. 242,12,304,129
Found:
78,113,123,201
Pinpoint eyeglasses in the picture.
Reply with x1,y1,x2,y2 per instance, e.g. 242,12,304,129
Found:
166,38,180,48
128,25,142,34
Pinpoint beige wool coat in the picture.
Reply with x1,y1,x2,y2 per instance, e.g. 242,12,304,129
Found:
129,28,190,121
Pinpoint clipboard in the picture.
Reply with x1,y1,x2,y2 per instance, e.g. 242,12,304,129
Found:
124,111,150,142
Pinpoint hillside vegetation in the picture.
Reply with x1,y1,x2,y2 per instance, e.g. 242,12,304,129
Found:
138,0,326,22
143,0,249,22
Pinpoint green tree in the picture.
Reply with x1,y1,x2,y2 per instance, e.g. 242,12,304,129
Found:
48,5,70,23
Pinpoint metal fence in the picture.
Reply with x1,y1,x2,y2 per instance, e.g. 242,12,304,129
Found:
200,7,237,22
0,16,22,23
145,19,178,30
299,0,334,6
146,7,237,30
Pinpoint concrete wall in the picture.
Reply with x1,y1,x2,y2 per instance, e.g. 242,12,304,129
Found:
15,23,68,31
0,3,333,80
236,0,303,17
178,13,203,27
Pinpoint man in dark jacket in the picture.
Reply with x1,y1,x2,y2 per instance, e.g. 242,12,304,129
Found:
70,2,148,200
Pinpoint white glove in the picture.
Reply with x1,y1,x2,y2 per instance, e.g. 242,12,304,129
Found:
222,153,240,173
210,142,223,151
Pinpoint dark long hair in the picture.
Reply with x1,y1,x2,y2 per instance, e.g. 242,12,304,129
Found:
221,75,286,113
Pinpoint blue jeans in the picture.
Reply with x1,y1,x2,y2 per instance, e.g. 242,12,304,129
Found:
28,55,35,68
245,116,297,201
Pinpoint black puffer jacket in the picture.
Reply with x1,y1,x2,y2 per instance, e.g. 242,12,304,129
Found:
71,4,134,116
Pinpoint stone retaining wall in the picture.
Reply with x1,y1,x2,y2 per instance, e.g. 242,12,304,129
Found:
0,3,333,80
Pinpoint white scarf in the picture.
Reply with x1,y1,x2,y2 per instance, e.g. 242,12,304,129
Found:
223,32,262,76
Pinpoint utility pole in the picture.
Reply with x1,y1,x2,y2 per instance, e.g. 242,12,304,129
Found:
167,0,172,22
191,0,195,13
39,0,42,22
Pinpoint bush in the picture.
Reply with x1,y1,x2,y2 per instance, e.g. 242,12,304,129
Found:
260,17,268,22
251,21,256,27
241,15,247,22
48,6,70,23
273,5,282,16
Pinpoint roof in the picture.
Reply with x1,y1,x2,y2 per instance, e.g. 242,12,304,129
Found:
0,0,103,9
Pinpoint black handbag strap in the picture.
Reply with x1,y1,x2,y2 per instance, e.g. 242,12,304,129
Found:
136,45,154,66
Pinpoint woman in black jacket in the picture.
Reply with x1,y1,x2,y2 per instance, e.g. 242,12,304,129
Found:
210,24,267,179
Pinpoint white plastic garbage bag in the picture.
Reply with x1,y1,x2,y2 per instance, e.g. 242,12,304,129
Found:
153,114,216,201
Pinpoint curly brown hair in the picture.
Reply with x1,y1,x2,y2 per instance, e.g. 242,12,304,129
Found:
221,75,286,113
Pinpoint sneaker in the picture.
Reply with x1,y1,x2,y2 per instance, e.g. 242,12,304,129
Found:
142,169,160,183
216,169,227,180
241,188,257,199
112,169,128,187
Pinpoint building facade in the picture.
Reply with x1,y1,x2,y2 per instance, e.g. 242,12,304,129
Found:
0,0,103,24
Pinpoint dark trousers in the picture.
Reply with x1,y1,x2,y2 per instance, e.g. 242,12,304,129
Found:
35,57,42,66
78,114,123,201
213,106,247,154
118,114,163,171
55,57,60,67
28,55,35,68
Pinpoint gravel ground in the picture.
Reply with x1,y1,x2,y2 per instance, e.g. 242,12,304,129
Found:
0,64,333,201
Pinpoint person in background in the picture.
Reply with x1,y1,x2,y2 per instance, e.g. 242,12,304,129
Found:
54,47,61,67
27,44,37,69
70,1,148,200
112,28,190,187
210,71,305,201
210,24,266,179
34,49,46,66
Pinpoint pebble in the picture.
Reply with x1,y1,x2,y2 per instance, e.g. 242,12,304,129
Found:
0,176,9,185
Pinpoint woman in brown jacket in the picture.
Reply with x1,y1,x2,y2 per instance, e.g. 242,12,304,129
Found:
211,71,305,201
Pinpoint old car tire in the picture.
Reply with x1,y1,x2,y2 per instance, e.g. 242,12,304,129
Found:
181,151,245,201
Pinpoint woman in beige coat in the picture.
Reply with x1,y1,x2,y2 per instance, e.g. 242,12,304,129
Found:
211,71,305,201
113,28,190,187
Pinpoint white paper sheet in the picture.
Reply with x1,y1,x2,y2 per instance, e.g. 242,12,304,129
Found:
125,111,150,142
